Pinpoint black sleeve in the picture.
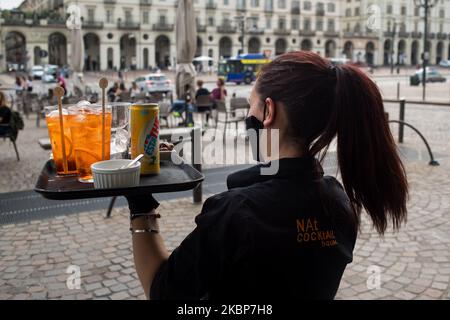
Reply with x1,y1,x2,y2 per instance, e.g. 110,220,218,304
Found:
150,192,251,300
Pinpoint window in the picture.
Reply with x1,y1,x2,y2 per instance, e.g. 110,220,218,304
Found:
316,19,323,31
303,18,311,30
354,8,360,16
304,1,311,10
291,18,299,29
387,4,393,14
265,16,272,28
87,8,95,22
327,2,335,12
237,0,245,10
439,23,443,32
159,15,166,24
125,10,132,23
327,19,335,31
251,0,259,6
414,7,420,16
354,23,360,32
106,9,113,23
345,8,351,17
278,17,286,29
292,0,300,9
278,0,286,9
208,16,214,26
223,0,229,4
401,6,406,15
265,0,274,11
143,11,149,24
439,9,445,18
250,16,258,28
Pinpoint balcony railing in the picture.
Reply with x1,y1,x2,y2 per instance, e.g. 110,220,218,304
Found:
324,30,339,37
384,31,395,37
217,24,237,33
428,32,435,39
47,18,66,26
118,21,140,30
237,5,246,12
104,0,117,4
437,32,447,40
398,31,410,38
291,7,300,15
83,20,104,29
248,28,265,35
264,7,273,13
274,28,291,35
1,18,29,26
299,30,316,36
197,24,207,32
206,2,217,9
152,23,174,31
140,0,152,6
411,31,422,38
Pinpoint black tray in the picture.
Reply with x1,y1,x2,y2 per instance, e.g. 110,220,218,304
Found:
34,155,204,200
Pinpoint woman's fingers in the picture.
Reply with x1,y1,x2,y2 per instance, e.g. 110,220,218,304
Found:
159,142,174,151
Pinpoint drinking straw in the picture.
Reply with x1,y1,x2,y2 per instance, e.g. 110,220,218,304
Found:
54,86,68,174
99,78,108,161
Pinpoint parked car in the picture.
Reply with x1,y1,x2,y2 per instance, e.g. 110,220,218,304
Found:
439,59,450,68
42,65,59,83
410,67,447,85
7,63,19,72
30,65,44,79
135,73,173,94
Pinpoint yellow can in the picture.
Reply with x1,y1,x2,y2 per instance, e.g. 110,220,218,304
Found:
130,103,160,175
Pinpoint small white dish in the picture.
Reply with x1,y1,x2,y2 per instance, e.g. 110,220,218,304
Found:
91,159,141,189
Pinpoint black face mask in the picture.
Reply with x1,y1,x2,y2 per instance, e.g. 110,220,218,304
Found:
245,105,267,162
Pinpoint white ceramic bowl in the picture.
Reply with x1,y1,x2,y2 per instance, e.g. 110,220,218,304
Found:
91,160,141,189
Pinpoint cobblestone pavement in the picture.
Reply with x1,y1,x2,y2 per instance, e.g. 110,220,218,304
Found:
1,71,450,300
0,159,449,300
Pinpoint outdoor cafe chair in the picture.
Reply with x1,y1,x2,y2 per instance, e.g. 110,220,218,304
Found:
0,123,20,161
214,100,246,141
230,97,250,118
194,95,214,127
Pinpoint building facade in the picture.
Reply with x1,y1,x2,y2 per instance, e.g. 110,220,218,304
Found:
0,0,449,72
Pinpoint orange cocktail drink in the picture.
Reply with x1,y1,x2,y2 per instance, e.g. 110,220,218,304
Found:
68,105,112,183
45,106,77,175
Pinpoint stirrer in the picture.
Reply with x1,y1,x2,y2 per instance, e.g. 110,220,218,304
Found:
99,78,108,161
54,86,68,174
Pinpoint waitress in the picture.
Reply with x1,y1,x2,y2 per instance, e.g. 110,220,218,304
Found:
126,51,408,300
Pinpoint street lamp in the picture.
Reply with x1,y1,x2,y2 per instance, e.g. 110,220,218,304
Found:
389,18,398,75
414,0,438,101
234,15,253,55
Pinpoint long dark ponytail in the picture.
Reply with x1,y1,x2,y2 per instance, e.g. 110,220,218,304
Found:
256,51,408,235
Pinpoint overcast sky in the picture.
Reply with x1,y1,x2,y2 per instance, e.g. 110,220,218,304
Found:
0,0,23,10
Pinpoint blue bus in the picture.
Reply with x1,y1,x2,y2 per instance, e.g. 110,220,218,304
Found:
218,53,271,85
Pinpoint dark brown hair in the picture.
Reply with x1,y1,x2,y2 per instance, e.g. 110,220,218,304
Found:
197,79,204,87
256,51,408,235
217,78,225,87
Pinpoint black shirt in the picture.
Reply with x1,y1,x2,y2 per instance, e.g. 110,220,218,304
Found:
151,157,357,300
0,106,11,124
195,88,210,99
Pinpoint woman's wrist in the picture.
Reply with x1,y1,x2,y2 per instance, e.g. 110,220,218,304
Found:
130,213,160,234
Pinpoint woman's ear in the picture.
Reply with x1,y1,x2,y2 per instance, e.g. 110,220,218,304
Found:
263,97,276,127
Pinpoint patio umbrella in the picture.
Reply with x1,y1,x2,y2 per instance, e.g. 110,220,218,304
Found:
67,5,85,97
175,0,197,101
